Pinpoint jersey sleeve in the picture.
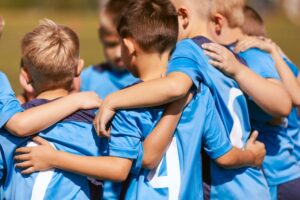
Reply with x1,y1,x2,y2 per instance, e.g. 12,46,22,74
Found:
241,49,280,80
282,56,299,78
203,96,233,159
108,110,143,175
167,40,202,90
0,72,23,128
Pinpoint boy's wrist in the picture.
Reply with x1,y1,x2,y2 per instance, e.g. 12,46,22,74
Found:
232,63,247,80
242,149,256,167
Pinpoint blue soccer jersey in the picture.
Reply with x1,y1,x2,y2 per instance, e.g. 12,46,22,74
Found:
0,72,23,128
237,48,300,186
281,56,300,162
107,83,232,200
80,63,137,99
167,36,270,199
0,99,102,200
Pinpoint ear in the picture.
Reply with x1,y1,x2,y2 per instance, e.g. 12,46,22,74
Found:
213,13,225,35
123,38,136,55
75,59,84,77
177,7,189,29
21,67,32,85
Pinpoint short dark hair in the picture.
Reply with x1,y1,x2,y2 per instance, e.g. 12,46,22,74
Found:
104,0,131,27
117,0,178,54
242,6,267,37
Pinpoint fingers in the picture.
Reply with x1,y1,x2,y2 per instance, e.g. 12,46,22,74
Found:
208,60,223,69
202,43,225,54
32,136,50,146
15,161,33,169
203,50,224,63
14,154,31,162
93,113,100,135
15,147,31,154
248,130,259,143
21,167,36,175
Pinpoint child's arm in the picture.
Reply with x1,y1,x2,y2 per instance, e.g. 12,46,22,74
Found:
142,93,193,169
234,36,300,106
14,136,132,182
5,92,101,137
94,73,193,136
215,131,265,168
202,42,292,117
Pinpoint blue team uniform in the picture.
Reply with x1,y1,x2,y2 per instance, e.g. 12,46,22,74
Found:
80,63,137,99
0,99,102,200
166,36,270,200
81,63,137,200
107,83,232,200
0,72,23,128
237,48,300,198
281,56,300,162
0,72,23,199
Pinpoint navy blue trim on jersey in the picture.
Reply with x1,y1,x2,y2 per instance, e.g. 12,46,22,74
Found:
22,98,95,124
192,36,248,66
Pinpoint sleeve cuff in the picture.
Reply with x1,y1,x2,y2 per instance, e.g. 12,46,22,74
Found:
208,143,233,160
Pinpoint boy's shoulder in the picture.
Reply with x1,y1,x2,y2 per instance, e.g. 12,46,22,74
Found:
112,106,163,137
171,37,209,61
81,62,113,77
22,98,95,124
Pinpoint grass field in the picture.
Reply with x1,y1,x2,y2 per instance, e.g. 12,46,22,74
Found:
0,8,300,94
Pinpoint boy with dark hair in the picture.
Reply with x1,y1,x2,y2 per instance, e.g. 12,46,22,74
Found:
91,0,273,198
202,1,300,199
16,1,265,199
0,19,103,200
80,0,137,99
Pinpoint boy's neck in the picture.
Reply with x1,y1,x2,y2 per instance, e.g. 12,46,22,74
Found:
187,20,215,41
36,88,69,100
138,52,169,82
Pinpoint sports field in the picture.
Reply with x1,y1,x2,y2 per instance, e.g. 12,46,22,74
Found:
0,8,299,94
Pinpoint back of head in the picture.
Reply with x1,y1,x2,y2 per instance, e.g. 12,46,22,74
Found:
210,0,245,28
117,0,178,54
242,6,267,37
21,19,80,93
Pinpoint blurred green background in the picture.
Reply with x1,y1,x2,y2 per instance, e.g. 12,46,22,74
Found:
0,0,300,94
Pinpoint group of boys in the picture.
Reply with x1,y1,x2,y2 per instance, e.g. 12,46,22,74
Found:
0,0,300,200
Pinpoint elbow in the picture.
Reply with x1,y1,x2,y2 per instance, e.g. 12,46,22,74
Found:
6,120,31,137
277,97,292,117
142,157,159,170
111,163,131,182
166,81,188,100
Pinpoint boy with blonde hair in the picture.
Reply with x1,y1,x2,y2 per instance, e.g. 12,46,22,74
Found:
0,19,102,200
202,1,300,199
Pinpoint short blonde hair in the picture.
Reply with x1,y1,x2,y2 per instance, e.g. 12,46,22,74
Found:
21,19,79,92
210,0,245,28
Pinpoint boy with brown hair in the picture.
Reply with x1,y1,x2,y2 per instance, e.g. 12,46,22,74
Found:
0,19,103,200
80,0,136,99
202,1,300,199
89,0,275,199
15,1,265,199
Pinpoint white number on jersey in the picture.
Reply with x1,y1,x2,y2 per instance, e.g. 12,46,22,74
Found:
147,137,181,200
